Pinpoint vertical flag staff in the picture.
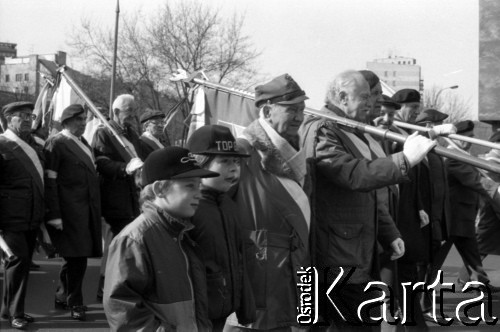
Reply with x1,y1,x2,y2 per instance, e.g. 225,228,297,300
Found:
109,0,120,119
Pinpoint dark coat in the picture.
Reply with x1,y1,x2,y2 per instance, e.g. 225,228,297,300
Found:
0,134,44,231
103,201,211,331
190,188,255,324
299,106,406,285
139,135,161,158
44,133,102,257
92,121,144,222
232,120,310,330
446,155,490,237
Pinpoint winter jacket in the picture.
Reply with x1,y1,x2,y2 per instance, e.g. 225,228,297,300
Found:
103,201,211,332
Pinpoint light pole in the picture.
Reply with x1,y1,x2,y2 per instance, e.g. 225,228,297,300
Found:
434,85,459,107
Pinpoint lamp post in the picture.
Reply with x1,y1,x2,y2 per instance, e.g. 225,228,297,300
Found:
434,85,459,107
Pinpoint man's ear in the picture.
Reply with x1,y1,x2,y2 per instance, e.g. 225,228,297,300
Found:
152,180,164,198
262,105,272,118
339,91,348,105
113,108,120,119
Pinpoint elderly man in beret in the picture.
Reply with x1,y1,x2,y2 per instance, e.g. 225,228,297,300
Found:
139,109,169,158
44,104,102,321
300,70,437,329
0,101,44,329
225,74,311,331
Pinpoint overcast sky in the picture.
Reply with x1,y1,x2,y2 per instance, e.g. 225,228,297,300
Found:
0,0,478,115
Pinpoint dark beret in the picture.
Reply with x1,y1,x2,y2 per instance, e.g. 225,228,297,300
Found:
415,108,449,125
359,70,380,90
380,94,401,110
455,120,474,134
2,101,34,116
254,74,308,108
489,131,500,143
61,104,85,124
140,109,165,124
392,89,421,104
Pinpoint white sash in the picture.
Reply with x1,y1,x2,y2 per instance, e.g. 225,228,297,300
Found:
61,129,95,166
2,129,44,185
142,131,164,149
342,130,387,160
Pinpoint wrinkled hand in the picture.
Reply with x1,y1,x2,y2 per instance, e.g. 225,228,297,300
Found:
403,132,437,167
47,218,63,231
390,238,405,260
419,210,430,228
431,124,457,136
126,158,144,175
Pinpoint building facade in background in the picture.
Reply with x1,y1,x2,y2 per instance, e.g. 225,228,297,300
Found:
367,56,424,94
0,44,67,101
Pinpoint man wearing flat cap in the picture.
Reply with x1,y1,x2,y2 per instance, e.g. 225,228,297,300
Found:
139,108,169,158
300,70,437,329
43,104,102,321
0,101,44,329
225,74,311,331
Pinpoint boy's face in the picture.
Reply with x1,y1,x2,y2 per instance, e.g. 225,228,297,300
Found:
159,178,202,218
202,155,240,193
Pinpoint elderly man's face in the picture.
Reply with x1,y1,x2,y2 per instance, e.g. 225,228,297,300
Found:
116,101,138,128
453,130,473,151
8,108,35,136
266,101,305,139
145,118,164,138
366,82,383,123
343,84,370,122
378,105,396,129
399,102,421,124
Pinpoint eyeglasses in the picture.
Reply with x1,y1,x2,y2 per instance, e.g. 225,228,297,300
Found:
13,113,37,121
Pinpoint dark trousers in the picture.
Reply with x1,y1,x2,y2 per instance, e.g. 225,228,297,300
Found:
319,282,381,332
1,229,37,318
55,257,88,307
430,236,489,284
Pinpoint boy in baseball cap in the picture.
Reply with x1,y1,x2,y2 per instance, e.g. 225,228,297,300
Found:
103,146,218,331
186,125,255,329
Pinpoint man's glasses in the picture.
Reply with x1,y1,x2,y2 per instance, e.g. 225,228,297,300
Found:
13,113,37,121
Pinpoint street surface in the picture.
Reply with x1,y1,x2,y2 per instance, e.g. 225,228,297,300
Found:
1,247,500,331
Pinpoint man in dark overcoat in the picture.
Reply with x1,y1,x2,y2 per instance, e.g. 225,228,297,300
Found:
44,104,102,321
0,101,44,329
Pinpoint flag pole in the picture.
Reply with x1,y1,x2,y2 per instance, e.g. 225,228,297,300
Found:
109,0,120,119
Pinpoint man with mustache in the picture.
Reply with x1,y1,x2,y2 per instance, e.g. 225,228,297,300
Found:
139,109,169,158
0,102,44,329
225,74,311,331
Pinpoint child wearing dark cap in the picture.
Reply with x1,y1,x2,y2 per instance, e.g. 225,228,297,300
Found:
103,146,218,331
187,125,256,331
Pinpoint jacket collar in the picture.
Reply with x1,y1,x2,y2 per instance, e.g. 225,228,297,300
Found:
243,119,302,183
142,201,194,240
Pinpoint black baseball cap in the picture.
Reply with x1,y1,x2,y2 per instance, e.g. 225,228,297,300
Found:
187,125,249,157
142,147,219,186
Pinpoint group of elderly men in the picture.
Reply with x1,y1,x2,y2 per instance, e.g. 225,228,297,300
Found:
0,68,497,331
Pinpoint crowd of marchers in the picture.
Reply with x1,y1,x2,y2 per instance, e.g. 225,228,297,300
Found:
1,69,500,332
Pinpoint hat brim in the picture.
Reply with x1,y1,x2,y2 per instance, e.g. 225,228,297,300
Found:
380,102,401,110
276,95,309,105
193,151,250,158
170,168,219,179
140,115,166,124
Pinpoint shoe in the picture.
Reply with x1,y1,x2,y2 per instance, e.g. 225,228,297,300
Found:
55,298,68,310
1,313,34,322
423,311,451,323
70,306,86,321
10,317,29,329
